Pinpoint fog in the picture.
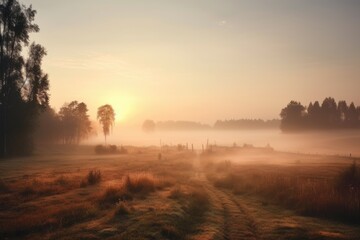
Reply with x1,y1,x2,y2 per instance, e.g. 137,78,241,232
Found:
85,128,360,157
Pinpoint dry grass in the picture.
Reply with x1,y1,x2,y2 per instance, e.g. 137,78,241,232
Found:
98,186,133,206
169,186,185,199
0,148,201,239
114,201,131,216
1,203,97,237
19,177,77,198
122,172,159,194
0,179,9,193
208,161,360,222
98,173,161,206
87,169,102,185
186,188,210,216
166,188,210,239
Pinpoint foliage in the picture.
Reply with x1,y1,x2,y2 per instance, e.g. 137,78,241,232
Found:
214,119,280,129
94,144,127,154
34,102,92,145
0,0,48,157
97,104,115,144
280,97,360,131
58,101,92,144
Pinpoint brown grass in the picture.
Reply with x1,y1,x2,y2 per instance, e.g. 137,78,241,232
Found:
19,177,77,198
1,203,97,237
87,169,102,185
0,179,9,193
169,186,185,199
209,162,360,222
98,172,162,206
187,188,210,216
122,172,158,194
114,201,131,216
98,186,133,206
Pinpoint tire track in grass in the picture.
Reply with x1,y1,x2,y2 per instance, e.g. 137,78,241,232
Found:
205,185,258,240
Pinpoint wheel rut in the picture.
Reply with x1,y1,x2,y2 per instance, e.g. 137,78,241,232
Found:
205,185,259,240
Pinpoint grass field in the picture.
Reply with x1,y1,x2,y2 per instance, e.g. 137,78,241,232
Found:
0,145,359,239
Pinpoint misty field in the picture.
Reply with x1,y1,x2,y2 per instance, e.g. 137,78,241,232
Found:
0,146,360,240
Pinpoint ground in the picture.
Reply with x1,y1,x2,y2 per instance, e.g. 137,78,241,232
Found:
0,145,359,240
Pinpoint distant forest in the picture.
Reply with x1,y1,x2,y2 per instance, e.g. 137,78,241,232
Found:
142,119,280,131
142,120,211,131
214,119,280,130
280,97,360,131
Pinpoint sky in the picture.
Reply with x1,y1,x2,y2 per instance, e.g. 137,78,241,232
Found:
23,0,360,126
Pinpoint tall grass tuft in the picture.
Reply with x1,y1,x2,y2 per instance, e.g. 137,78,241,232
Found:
87,169,102,185
122,172,158,194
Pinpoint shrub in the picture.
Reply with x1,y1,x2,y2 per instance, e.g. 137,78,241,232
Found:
87,170,101,185
94,145,127,154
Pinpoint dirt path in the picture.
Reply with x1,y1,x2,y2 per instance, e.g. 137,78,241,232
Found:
191,155,360,240
192,155,259,240
205,185,258,240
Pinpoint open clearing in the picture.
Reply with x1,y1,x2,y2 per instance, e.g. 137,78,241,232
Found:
0,146,359,240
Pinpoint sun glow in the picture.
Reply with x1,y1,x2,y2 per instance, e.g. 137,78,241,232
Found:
99,94,136,123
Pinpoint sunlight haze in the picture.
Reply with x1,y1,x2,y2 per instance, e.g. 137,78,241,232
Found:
23,0,360,125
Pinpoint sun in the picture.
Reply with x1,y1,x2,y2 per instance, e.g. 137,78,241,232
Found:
101,94,135,123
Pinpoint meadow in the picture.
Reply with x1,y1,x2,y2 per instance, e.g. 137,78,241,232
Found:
0,145,359,240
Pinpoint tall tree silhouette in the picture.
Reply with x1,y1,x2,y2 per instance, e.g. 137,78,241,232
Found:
25,43,49,108
338,100,348,123
321,97,339,128
0,0,48,157
97,104,115,145
347,102,358,127
280,101,305,131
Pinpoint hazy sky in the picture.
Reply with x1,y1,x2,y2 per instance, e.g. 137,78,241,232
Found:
23,0,360,125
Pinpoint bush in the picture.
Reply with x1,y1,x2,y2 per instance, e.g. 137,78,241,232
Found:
87,170,102,185
94,145,128,154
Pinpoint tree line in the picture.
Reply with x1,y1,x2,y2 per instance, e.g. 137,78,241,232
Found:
142,119,280,131
280,97,360,131
0,0,49,156
0,1,116,157
35,102,115,145
214,119,280,130
35,101,92,144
